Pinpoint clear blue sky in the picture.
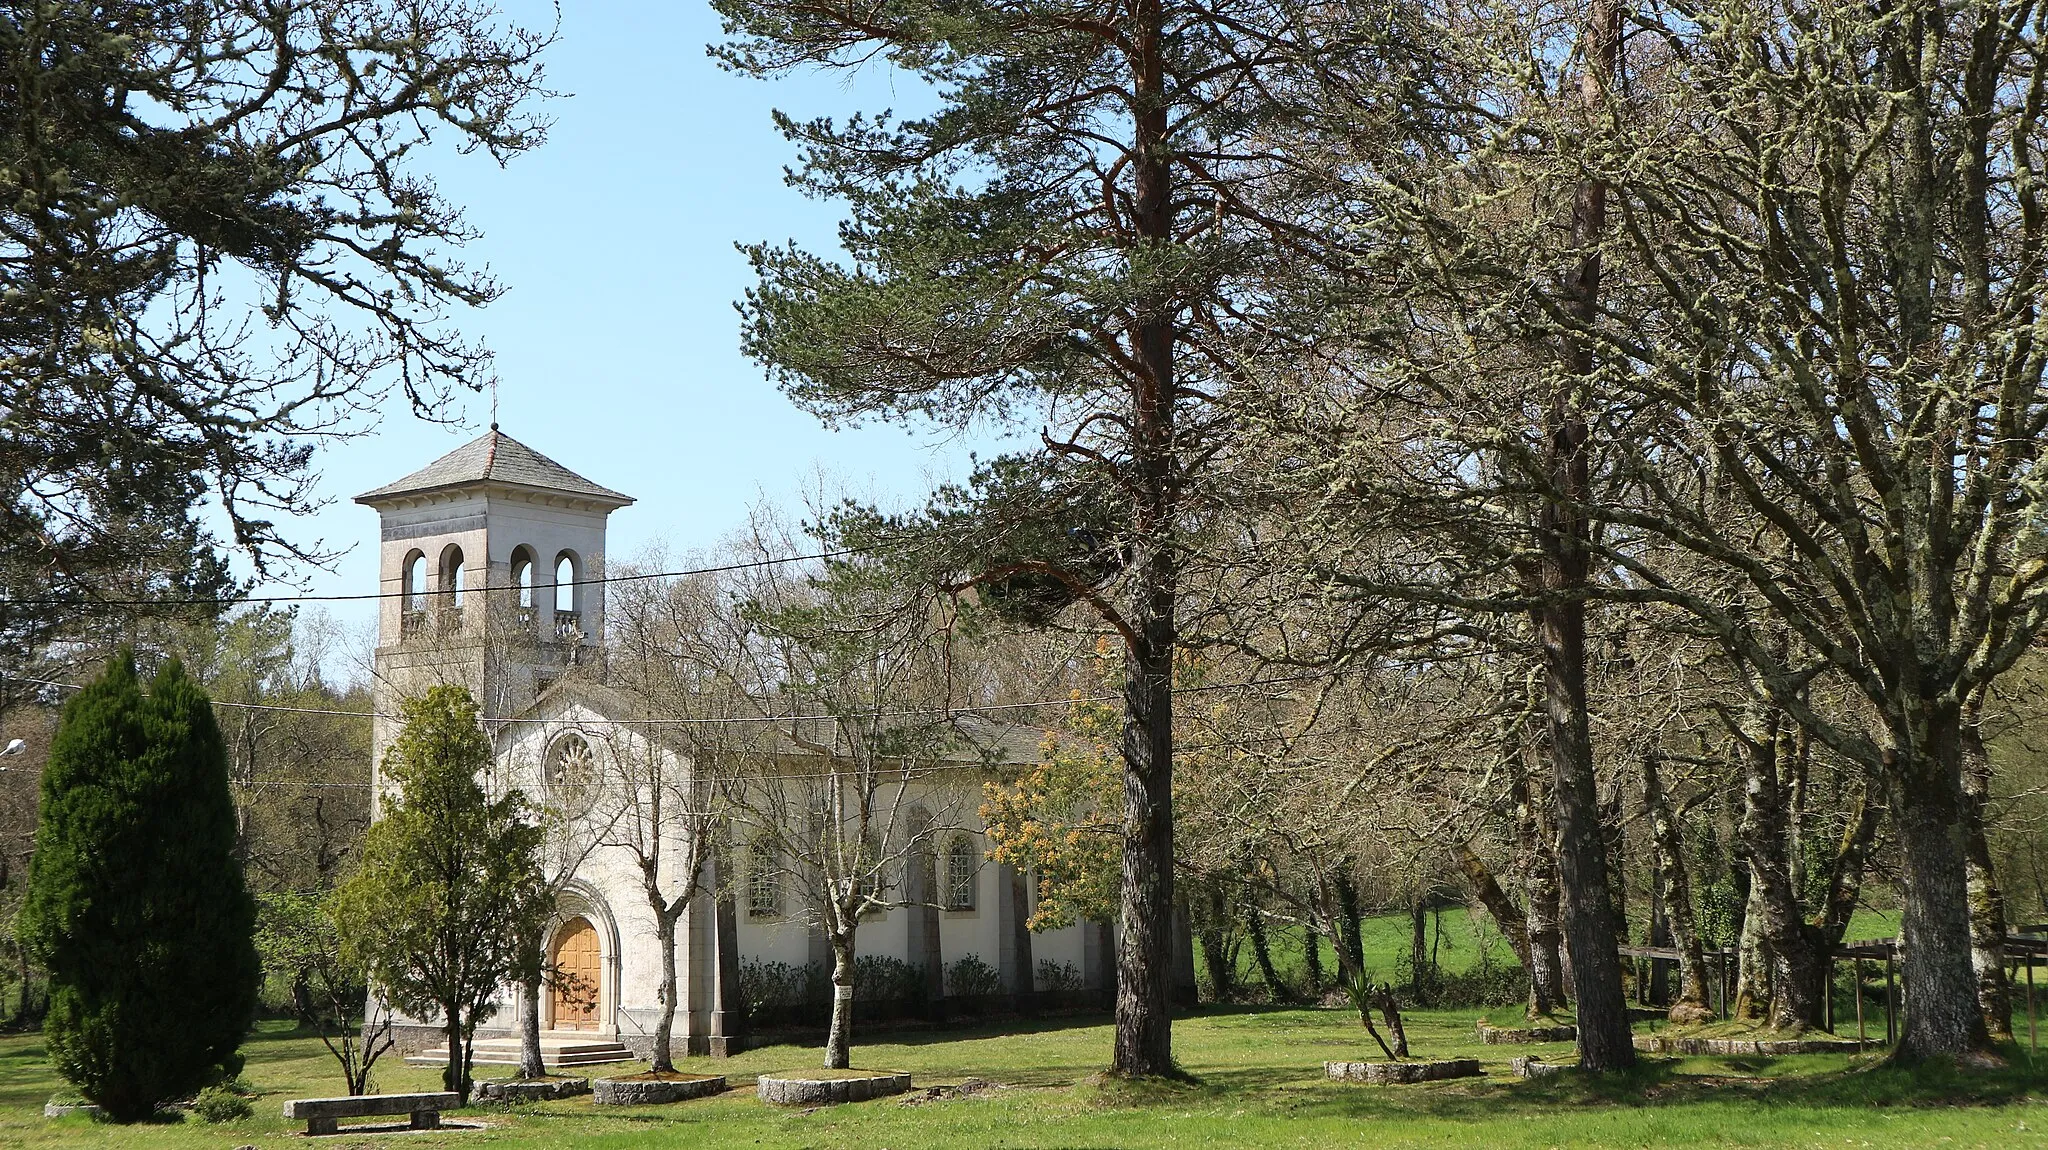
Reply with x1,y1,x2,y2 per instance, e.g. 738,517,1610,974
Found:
246,1,1006,641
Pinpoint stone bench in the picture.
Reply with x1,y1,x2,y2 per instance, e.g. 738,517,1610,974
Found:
282,1092,458,1135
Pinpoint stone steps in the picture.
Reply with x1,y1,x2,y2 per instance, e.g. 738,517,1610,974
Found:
407,1036,635,1069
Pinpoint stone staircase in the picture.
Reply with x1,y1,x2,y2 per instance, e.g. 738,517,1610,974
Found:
407,1034,636,1069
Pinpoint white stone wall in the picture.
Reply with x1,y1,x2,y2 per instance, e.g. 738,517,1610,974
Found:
488,696,1103,1042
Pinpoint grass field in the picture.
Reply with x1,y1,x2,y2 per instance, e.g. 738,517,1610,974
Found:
3,1002,2042,1149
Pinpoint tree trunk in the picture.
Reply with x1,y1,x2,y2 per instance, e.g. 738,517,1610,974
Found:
1735,716,1826,1029
1533,0,1633,1072
1302,923,1324,996
1114,616,1176,1075
1409,895,1432,1005
442,1002,468,1104
824,931,856,1070
1245,903,1286,1002
1108,0,1179,1079
1893,727,1992,1060
1201,884,1235,1002
1451,841,1535,975
1733,877,1772,1022
1960,722,2012,1041
518,971,544,1079
1820,791,1883,947
1336,871,1365,976
1515,760,1569,1017
653,914,680,1072
1641,755,1712,1023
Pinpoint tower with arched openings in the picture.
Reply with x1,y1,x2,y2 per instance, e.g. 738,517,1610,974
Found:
356,426,634,780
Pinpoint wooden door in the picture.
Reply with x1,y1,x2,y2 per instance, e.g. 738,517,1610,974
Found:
547,917,601,1031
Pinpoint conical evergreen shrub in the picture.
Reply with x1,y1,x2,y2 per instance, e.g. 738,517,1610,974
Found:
19,651,259,1122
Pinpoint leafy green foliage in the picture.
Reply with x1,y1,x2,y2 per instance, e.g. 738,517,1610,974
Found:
981,674,1123,932
945,954,1004,997
190,1084,253,1123
330,686,549,1104
256,891,390,1094
18,652,259,1122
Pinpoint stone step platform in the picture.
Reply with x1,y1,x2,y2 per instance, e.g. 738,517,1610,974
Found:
1632,1034,1875,1056
408,1036,635,1069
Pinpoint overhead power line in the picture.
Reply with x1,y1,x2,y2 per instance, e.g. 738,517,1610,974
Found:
0,548,861,610
0,670,1323,727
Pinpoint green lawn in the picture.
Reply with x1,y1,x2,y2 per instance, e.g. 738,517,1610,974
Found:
3,1005,2043,1148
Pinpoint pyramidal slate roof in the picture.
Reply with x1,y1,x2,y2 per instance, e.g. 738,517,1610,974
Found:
355,427,634,507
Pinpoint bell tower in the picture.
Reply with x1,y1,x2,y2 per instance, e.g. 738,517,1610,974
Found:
356,427,634,775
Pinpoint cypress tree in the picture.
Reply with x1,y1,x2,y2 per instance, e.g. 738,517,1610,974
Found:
19,651,259,1122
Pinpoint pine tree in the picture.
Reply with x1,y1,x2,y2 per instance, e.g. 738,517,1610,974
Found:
19,651,259,1122
712,0,1360,1077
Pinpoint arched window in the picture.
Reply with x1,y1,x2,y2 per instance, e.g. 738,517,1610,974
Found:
511,547,536,610
945,835,978,911
404,551,428,611
554,552,577,613
440,544,466,608
401,550,430,638
747,836,781,919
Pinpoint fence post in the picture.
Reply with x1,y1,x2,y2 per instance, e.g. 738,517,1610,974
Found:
1853,958,1864,1044
1884,955,1896,1046
1823,956,1834,1034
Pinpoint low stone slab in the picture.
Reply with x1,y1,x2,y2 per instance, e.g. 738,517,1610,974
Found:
282,1092,456,1135
592,1076,725,1106
1510,1056,1567,1079
1325,1059,1483,1084
1632,1036,1873,1056
42,1102,102,1119
1476,1021,1578,1044
757,1072,912,1106
478,1077,591,1102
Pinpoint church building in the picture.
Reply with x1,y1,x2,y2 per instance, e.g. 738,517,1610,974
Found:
356,429,1114,1063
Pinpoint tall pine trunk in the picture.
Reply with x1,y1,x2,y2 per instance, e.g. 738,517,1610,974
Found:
1534,0,1633,1070
1110,0,1179,1079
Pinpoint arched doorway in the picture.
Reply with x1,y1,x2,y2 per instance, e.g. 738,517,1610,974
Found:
547,916,602,1032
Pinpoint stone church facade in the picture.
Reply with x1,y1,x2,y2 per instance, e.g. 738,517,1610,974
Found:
356,429,1114,1061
